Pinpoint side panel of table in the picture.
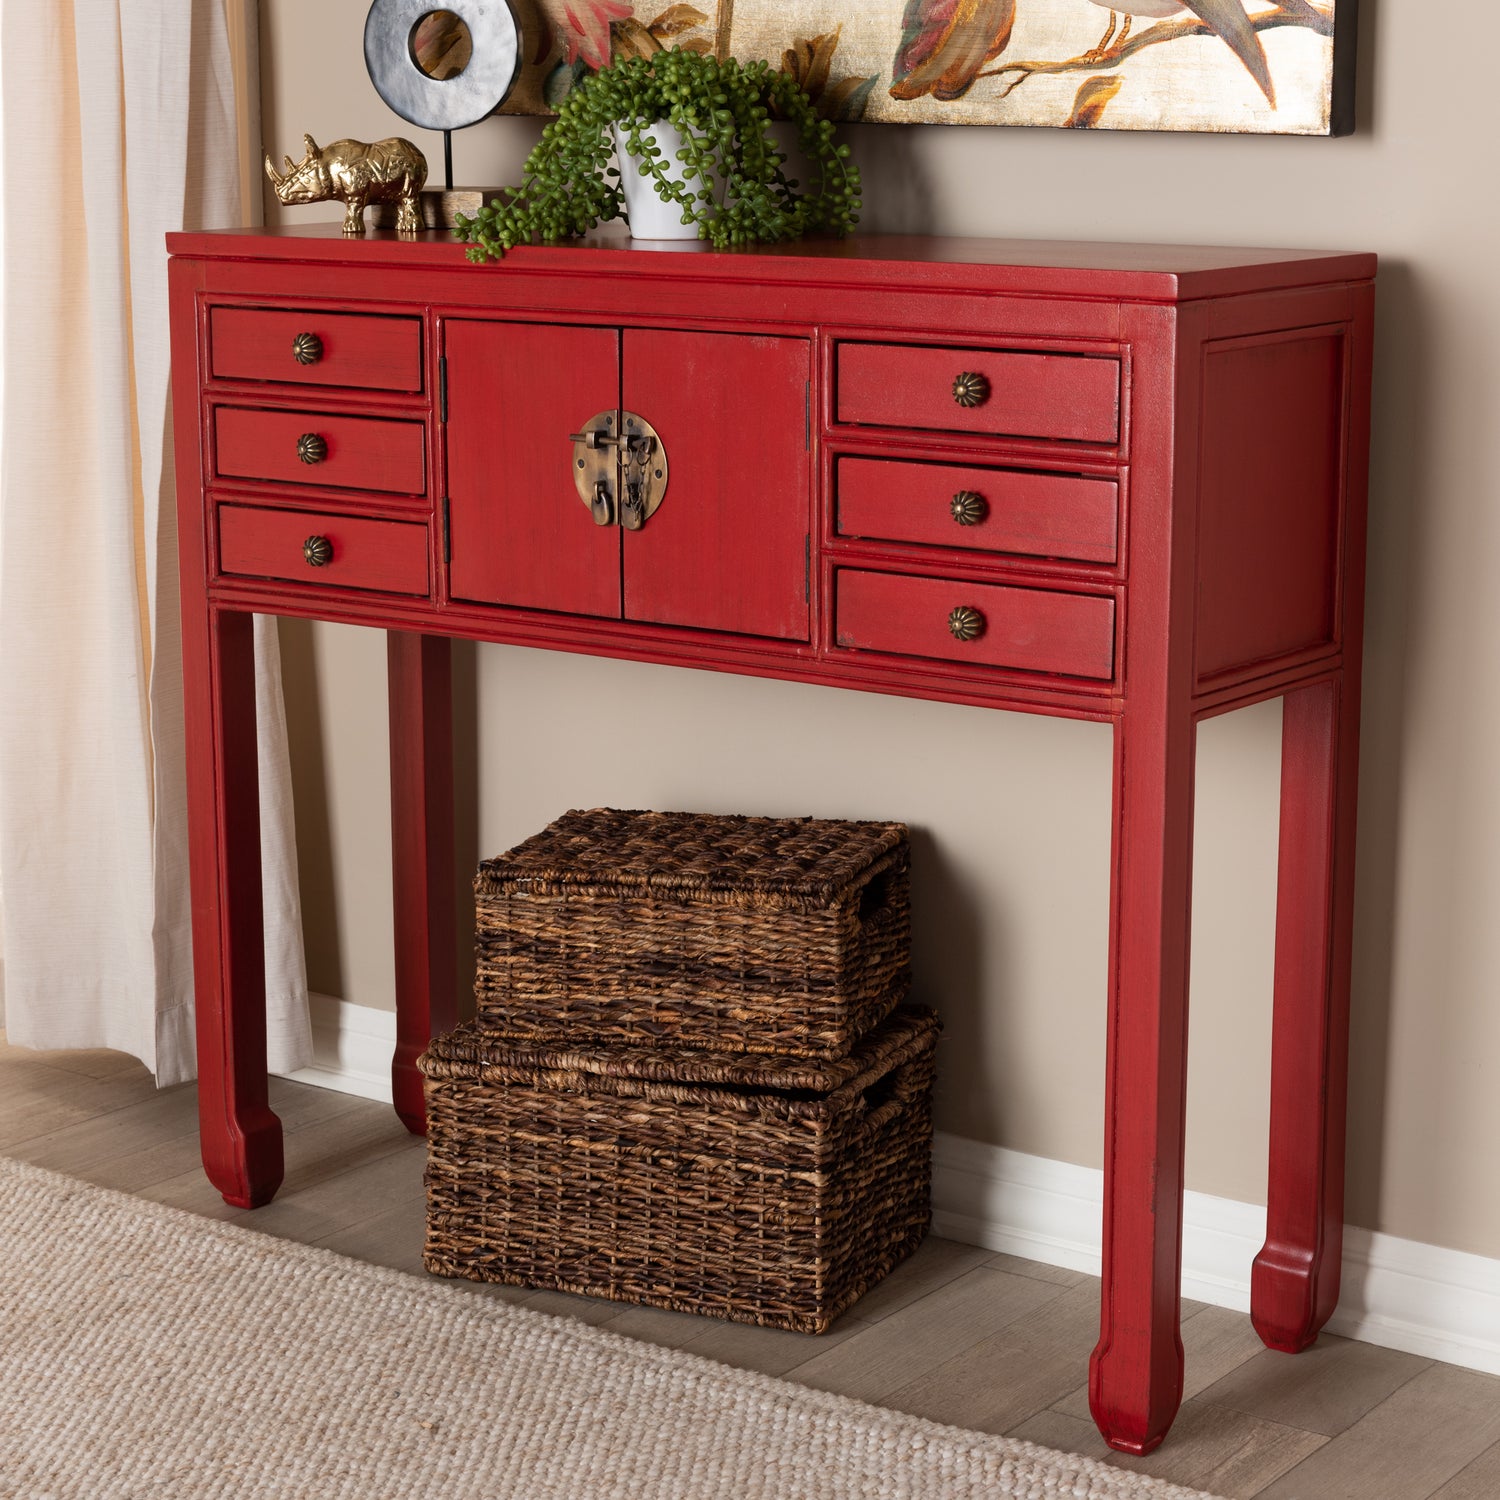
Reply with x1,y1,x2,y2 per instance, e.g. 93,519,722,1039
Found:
1254,285,1374,1354
1088,285,1374,1453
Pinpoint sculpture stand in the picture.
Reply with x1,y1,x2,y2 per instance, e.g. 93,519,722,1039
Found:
373,186,504,231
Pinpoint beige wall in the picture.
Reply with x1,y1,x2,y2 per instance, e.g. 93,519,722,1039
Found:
260,1,1500,1261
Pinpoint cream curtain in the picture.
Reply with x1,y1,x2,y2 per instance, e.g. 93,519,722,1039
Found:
0,1,310,1085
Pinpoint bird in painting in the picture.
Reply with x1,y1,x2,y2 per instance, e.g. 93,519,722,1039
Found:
890,0,1018,102
1083,0,1276,105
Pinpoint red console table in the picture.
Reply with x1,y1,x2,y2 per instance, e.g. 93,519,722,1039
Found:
166,226,1375,1454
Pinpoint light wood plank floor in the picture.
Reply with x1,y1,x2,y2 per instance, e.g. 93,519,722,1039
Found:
4,1033,1497,1500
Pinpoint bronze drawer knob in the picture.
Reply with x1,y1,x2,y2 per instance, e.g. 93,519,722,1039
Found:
952,371,990,409
948,605,985,642
950,490,988,526
292,332,323,365
302,535,333,568
297,432,328,465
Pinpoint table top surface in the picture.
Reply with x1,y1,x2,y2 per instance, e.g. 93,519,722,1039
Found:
167,224,1377,302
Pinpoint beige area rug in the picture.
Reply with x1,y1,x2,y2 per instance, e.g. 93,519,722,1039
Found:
0,1158,1222,1500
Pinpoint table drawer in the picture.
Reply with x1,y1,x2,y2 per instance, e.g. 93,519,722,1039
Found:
837,457,1118,564
835,569,1115,680
214,408,426,495
836,342,1120,445
217,504,430,595
210,307,422,392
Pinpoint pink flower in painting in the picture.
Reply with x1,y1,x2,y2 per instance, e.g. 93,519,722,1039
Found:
554,0,633,70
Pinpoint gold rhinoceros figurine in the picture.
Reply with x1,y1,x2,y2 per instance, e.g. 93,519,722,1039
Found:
265,134,428,236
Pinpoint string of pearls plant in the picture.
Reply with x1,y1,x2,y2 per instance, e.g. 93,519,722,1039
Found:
454,49,861,260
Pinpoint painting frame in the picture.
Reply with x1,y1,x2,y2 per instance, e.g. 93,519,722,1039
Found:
500,1,1359,137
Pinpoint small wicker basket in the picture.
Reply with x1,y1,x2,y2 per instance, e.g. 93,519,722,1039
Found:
420,1008,939,1334
472,808,911,1060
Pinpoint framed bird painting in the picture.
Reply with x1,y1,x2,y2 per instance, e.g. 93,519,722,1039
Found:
504,0,1356,136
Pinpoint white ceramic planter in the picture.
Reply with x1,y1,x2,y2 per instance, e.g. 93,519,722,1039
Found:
612,121,724,240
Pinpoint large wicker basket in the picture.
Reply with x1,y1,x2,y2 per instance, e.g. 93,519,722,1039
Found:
420,1008,939,1334
472,809,911,1060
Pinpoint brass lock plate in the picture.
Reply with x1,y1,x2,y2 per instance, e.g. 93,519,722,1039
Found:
617,412,668,531
571,411,617,525
569,410,668,530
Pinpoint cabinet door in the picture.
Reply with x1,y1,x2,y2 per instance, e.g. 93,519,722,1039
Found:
622,330,810,641
445,320,621,618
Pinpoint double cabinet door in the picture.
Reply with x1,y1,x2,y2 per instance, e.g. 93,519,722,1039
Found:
444,321,811,641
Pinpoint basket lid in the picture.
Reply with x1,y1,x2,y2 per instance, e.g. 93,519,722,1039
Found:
421,1006,938,1095
475,808,907,906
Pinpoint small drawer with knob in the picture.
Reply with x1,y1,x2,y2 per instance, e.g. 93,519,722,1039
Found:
209,307,423,392
213,407,426,495
835,342,1120,445
216,504,430,596
834,568,1116,681
837,457,1118,565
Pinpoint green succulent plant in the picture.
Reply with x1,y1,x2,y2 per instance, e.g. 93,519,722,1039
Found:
454,49,862,260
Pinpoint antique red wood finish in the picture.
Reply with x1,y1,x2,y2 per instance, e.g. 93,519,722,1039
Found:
167,226,1375,1455
446,320,622,617
214,406,426,495
387,630,456,1132
836,340,1121,444
209,306,423,391
621,328,811,640
835,568,1117,679
217,505,429,595
836,456,1120,565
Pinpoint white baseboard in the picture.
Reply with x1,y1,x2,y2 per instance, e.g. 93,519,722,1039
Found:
288,995,1500,1379
932,1132,1500,1378
931,1132,1269,1312
283,993,398,1104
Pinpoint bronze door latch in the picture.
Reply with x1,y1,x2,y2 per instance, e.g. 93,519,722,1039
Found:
568,411,669,530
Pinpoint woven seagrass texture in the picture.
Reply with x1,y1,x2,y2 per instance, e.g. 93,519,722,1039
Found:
473,809,911,1059
421,1009,939,1333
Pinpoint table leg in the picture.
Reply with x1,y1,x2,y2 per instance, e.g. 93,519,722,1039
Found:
387,631,457,1134
1089,711,1197,1455
1252,677,1358,1350
184,608,284,1207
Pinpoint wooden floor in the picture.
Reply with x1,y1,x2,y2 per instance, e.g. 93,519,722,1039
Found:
4,1034,1498,1500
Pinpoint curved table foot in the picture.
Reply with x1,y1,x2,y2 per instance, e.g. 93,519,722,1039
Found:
200,1103,286,1209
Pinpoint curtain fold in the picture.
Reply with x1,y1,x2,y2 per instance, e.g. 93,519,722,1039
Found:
0,0,309,1085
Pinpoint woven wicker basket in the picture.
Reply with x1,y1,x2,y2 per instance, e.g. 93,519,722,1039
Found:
473,808,911,1060
420,1008,939,1334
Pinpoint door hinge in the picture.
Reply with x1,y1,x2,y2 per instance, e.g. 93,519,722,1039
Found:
441,496,451,565
804,535,810,603
438,354,448,423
